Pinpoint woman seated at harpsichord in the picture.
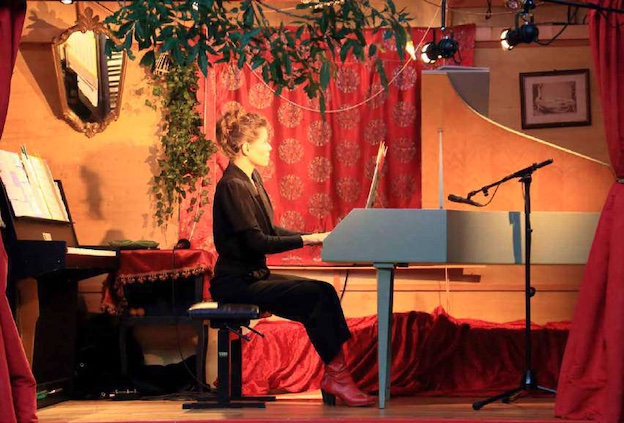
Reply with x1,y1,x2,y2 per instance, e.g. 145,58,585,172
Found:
208,105,375,407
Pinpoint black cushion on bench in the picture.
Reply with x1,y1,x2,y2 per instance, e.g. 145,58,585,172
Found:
188,302,260,321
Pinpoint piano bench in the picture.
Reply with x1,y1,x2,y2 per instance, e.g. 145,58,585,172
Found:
182,302,276,410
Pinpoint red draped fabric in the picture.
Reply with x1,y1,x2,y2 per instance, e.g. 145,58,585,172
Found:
241,308,570,397
0,0,25,136
101,249,215,314
0,1,38,422
555,2,624,422
180,25,476,265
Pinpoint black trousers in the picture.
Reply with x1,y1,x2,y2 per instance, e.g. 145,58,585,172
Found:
209,273,351,363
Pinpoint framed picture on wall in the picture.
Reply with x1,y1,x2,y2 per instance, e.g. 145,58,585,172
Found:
519,69,591,129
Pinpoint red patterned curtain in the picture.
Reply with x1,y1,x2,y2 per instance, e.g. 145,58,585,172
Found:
180,25,475,266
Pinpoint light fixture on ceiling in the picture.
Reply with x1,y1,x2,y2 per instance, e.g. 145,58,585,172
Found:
500,23,539,50
420,0,459,64
421,35,459,64
500,0,539,50
60,0,74,4
503,0,526,11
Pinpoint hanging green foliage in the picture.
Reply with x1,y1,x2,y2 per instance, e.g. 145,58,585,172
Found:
104,0,412,114
150,63,217,227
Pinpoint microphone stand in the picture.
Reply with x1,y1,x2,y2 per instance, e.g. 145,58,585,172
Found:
471,159,555,411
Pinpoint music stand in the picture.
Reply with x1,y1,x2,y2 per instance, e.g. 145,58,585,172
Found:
451,159,556,410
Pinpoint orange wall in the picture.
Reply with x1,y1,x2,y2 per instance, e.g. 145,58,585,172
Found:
5,1,610,249
3,2,611,325
4,3,178,248
421,73,613,212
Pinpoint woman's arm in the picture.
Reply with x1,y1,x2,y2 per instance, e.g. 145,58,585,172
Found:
241,228,303,254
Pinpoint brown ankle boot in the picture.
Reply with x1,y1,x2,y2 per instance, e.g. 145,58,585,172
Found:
320,351,376,407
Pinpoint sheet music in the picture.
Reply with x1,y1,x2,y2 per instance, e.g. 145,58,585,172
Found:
365,142,387,208
0,148,70,221
28,154,69,221
0,150,46,218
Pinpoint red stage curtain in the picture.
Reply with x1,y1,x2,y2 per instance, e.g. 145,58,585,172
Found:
555,2,624,422
0,238,37,423
0,1,38,422
0,0,25,136
180,25,476,265
240,308,569,397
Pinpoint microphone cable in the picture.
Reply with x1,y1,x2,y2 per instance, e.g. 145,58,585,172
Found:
339,269,350,302
476,183,501,208
170,243,212,394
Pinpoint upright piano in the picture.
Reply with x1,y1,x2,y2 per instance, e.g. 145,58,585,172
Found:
0,179,118,407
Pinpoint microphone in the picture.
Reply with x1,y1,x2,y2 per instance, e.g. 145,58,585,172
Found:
447,194,482,207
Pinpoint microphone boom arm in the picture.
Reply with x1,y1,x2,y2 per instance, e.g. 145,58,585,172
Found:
466,159,554,200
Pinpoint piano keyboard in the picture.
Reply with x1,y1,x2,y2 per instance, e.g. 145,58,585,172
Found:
67,246,117,257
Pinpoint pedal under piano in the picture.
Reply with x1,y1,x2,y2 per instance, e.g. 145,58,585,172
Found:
0,179,118,407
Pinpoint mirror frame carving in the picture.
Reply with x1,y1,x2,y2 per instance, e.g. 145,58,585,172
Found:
51,7,126,138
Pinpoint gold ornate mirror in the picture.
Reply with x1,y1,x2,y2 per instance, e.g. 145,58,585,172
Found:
51,8,126,137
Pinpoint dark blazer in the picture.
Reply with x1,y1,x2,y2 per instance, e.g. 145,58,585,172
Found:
212,163,303,280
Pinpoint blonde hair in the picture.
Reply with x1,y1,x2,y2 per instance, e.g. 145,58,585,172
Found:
216,106,269,158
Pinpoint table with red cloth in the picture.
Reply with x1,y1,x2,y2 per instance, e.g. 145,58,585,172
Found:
101,249,215,315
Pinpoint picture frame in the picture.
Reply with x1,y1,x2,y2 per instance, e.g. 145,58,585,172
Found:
519,69,591,129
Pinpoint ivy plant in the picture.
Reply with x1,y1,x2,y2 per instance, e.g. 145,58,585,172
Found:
150,63,217,227
104,0,413,114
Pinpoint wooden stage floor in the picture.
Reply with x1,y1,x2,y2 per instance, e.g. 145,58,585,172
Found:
36,393,582,423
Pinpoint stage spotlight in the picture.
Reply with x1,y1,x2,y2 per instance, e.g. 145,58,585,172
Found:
420,36,459,64
421,42,438,64
503,0,525,11
420,0,460,64
500,22,539,50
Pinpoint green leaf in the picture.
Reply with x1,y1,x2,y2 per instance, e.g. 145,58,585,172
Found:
140,50,156,68
118,21,134,36
243,5,253,27
296,26,305,39
320,60,330,90
123,30,133,51
251,55,265,70
369,43,377,58
198,51,208,76
340,39,357,62
135,20,145,40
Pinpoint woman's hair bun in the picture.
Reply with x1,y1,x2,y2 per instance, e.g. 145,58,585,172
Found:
215,105,268,159
216,105,245,151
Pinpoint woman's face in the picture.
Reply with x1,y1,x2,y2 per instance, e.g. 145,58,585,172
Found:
244,127,271,167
